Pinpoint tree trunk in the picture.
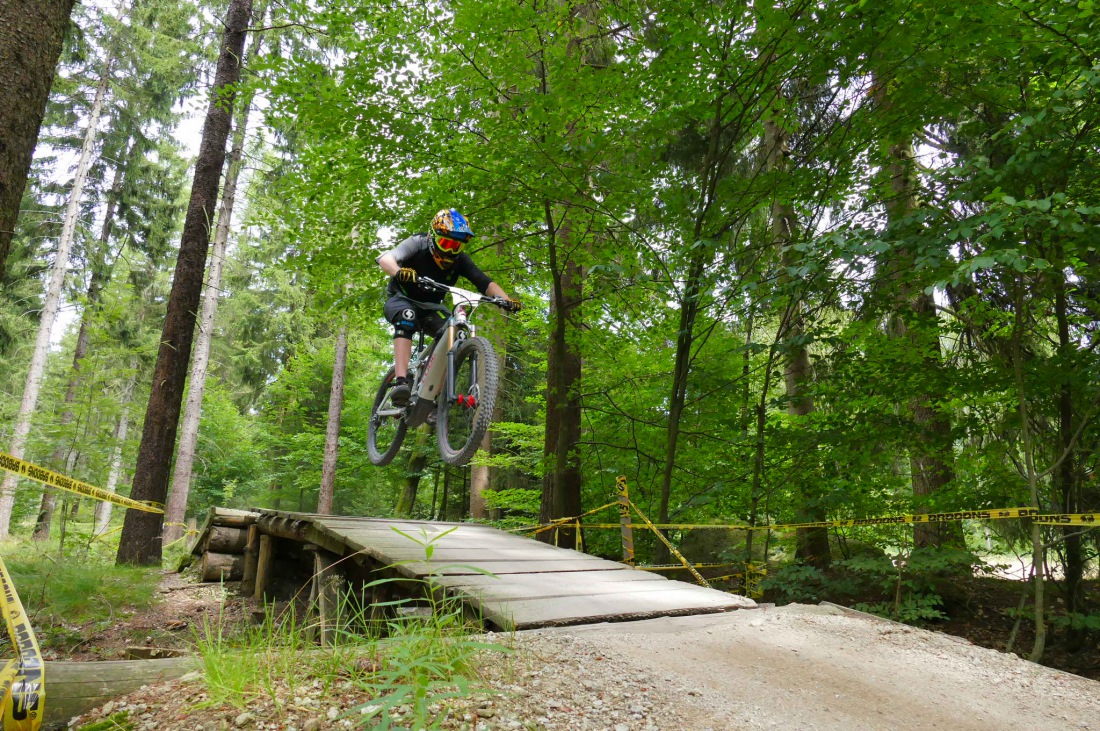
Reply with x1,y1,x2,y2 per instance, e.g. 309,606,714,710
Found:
116,0,253,566
95,366,136,535
538,204,582,546
439,466,453,521
1009,281,1046,662
34,160,126,541
430,466,441,519
0,0,77,281
316,324,348,515
0,50,113,539
875,80,962,550
764,113,829,569
654,249,707,564
470,276,508,519
1053,270,1085,650
163,28,263,542
397,426,431,517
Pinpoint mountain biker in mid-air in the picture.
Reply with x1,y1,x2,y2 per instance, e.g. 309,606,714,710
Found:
376,208,520,406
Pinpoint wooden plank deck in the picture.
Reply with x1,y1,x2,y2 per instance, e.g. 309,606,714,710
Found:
255,510,755,630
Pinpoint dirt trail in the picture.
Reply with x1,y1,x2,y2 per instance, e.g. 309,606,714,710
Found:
67,597,1100,730
533,603,1100,730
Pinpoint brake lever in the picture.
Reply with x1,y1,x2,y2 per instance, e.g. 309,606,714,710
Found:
418,276,446,291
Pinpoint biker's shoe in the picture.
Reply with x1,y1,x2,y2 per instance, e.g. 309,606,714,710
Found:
390,377,412,407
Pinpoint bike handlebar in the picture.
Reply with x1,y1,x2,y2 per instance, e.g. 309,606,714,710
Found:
418,277,512,310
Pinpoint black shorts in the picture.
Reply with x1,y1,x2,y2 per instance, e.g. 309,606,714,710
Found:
384,294,446,339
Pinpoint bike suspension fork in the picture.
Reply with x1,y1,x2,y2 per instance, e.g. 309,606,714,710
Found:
445,346,479,403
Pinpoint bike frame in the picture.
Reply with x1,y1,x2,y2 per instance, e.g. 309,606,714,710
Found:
376,281,498,426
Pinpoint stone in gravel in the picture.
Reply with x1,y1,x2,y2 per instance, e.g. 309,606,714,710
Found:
234,712,255,727
327,707,340,721
302,719,321,731
615,725,629,731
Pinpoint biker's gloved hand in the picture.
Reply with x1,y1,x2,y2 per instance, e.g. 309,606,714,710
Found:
504,297,522,313
396,268,417,283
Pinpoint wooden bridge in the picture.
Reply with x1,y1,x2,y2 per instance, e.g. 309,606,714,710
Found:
45,509,756,728
196,508,756,631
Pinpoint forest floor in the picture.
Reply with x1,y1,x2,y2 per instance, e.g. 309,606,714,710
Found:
61,571,1100,730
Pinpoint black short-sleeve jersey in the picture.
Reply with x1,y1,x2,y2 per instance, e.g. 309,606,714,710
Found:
384,234,493,303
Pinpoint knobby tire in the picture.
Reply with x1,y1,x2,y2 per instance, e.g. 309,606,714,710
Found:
436,336,499,466
367,366,408,466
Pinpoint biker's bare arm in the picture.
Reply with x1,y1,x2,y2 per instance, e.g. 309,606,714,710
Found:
377,252,401,277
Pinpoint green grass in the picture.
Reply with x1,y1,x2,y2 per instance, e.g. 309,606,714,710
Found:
1,540,160,619
72,711,133,730
0,540,161,653
194,527,512,729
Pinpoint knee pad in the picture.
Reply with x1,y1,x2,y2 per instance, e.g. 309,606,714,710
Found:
391,307,417,339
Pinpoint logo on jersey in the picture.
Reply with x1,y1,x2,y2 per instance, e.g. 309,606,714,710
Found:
402,309,415,320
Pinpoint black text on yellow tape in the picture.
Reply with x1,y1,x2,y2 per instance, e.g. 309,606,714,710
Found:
0,451,161,514
1033,514,1098,526
0,556,43,731
781,507,1040,531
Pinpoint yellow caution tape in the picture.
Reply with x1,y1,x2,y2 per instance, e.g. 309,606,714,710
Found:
0,451,162,514
636,562,736,571
88,525,124,544
627,499,712,589
780,507,1041,530
517,501,620,536
164,522,198,535
532,507,1045,533
0,557,43,731
1033,513,1098,526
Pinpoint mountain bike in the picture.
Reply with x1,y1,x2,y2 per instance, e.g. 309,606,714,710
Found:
367,278,511,467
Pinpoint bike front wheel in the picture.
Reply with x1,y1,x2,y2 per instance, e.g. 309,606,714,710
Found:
367,366,409,466
436,336,500,466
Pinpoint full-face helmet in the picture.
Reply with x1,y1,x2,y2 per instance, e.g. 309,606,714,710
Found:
430,208,474,258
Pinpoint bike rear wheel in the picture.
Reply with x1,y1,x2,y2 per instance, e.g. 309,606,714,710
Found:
436,336,499,466
367,366,409,466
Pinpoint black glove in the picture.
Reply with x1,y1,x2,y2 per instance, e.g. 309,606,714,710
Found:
503,297,522,313
396,267,417,283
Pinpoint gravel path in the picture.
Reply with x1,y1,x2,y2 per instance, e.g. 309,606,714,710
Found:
70,603,1100,730
517,603,1100,730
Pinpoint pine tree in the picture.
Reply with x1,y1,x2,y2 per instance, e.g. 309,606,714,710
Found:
117,0,254,566
0,0,78,281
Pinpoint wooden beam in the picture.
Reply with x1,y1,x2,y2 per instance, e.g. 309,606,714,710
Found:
253,533,275,602
206,525,248,553
200,551,244,582
313,551,344,647
44,658,198,727
240,524,260,596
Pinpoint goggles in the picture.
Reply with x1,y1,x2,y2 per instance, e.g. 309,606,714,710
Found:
435,235,466,254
